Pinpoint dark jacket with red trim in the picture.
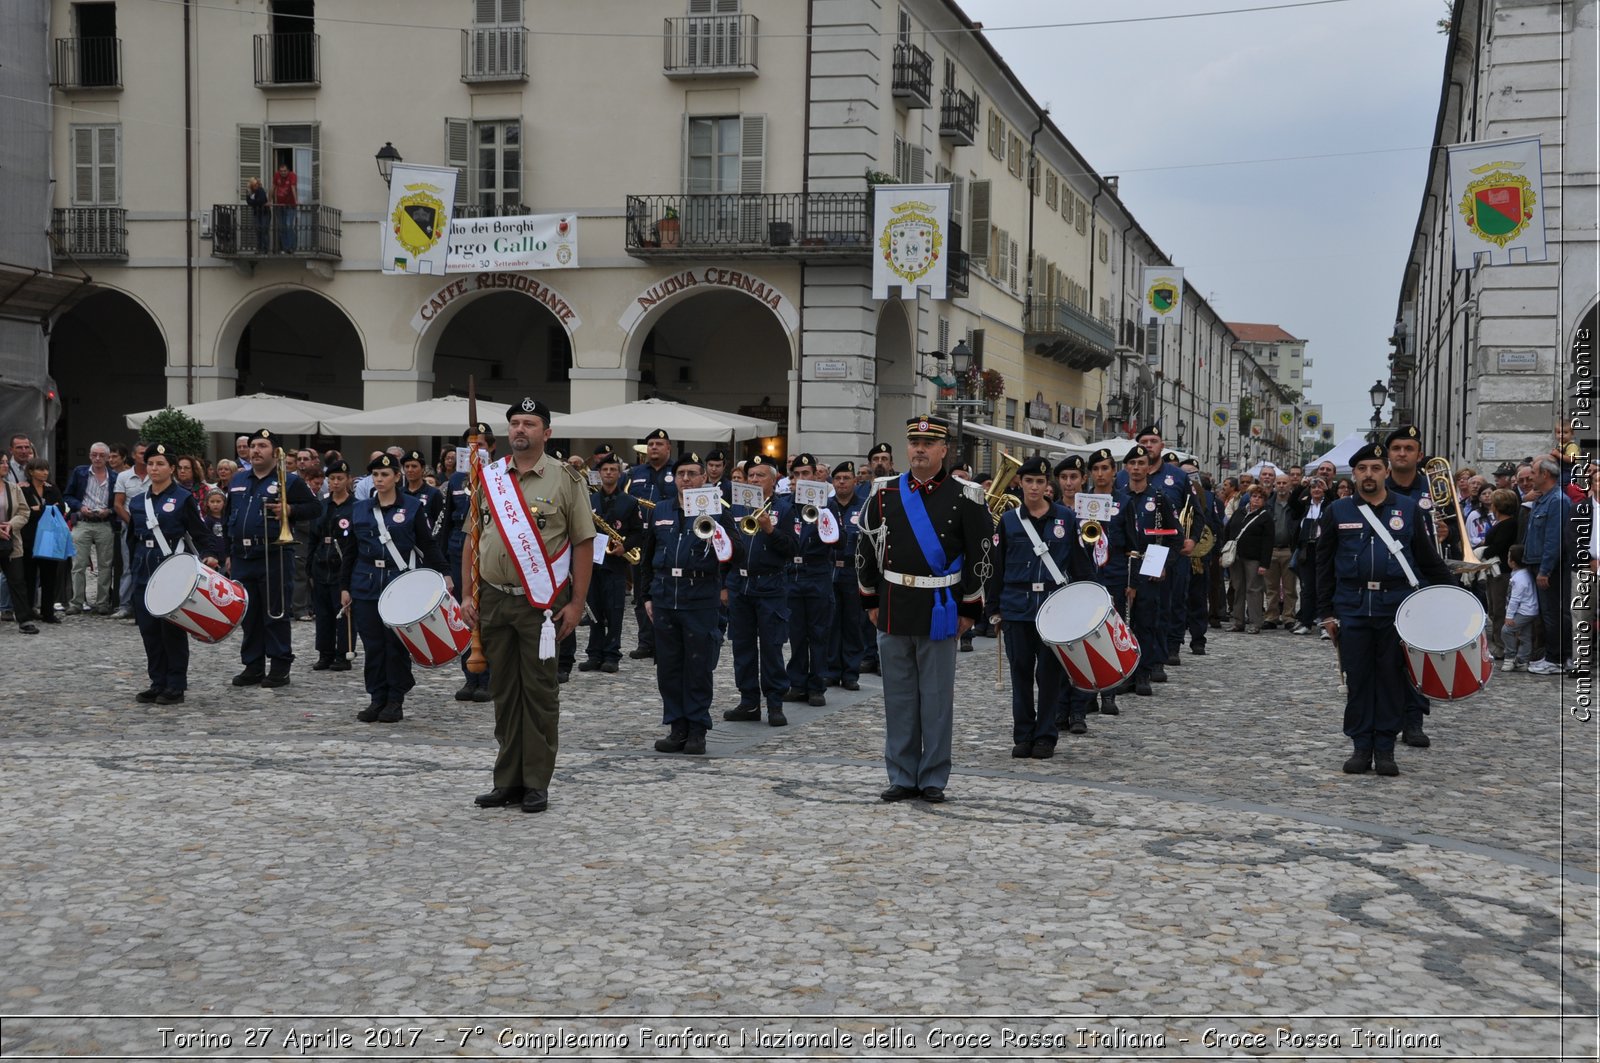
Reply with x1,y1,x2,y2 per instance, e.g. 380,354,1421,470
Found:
855,468,991,637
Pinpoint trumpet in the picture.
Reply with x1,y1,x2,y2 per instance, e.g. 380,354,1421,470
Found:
592,512,640,564
265,447,295,620
1080,518,1104,546
799,503,819,524
1422,456,1491,573
738,499,774,536
693,514,719,540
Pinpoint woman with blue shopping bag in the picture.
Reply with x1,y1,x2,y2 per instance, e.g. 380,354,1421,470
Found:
21,458,70,623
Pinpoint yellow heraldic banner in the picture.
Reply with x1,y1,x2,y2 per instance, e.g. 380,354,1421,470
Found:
1447,135,1546,269
873,183,950,301
1140,265,1184,321
381,163,459,275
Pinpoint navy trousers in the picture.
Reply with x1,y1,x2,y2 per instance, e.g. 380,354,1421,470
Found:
310,575,351,658
234,552,295,670
135,587,190,692
1003,622,1062,746
1340,613,1405,752
825,581,867,683
633,583,656,655
1164,558,1189,655
585,567,628,664
1128,575,1162,680
785,590,834,694
728,590,789,709
655,605,719,729
1185,558,1210,648
353,597,414,706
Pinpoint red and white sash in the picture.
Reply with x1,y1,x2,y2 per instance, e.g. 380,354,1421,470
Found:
480,454,571,610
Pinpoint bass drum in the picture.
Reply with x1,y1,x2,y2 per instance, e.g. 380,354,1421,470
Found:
1035,582,1141,692
1395,583,1492,701
377,569,472,669
144,554,248,643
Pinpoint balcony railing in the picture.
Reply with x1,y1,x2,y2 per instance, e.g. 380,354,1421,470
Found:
52,38,121,90
461,26,528,82
939,88,977,146
211,204,341,260
50,208,127,260
452,203,531,219
663,14,758,77
625,192,869,259
892,42,932,108
253,34,320,87
1024,298,1117,371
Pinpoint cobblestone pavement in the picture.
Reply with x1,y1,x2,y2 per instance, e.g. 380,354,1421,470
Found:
1,609,1596,1059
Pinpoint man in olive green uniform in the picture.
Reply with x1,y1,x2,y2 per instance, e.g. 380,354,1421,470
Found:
460,396,595,814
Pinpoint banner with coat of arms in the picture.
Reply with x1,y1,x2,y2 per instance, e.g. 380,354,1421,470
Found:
1302,405,1323,432
381,163,459,275
1447,136,1546,269
1209,403,1230,432
873,184,950,301
1140,265,1184,321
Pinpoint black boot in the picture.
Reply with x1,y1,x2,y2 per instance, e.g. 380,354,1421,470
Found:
454,680,477,702
377,702,404,723
1067,717,1087,735
1373,750,1400,776
1342,748,1373,774
312,654,334,672
683,724,707,755
1150,664,1168,683
356,700,383,723
655,720,689,753
1099,694,1120,716
231,667,264,687
260,662,291,689
329,657,352,671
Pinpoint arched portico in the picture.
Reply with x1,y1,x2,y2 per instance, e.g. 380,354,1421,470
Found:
50,286,168,463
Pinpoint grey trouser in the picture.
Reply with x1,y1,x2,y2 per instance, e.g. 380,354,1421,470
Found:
878,631,957,790
1230,558,1263,628
70,520,115,610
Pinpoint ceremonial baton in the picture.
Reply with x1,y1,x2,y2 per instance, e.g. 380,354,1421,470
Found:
465,376,488,675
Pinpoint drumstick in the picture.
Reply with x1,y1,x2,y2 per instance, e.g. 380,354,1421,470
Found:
994,622,1005,692
465,377,488,675
345,604,356,661
1330,623,1347,694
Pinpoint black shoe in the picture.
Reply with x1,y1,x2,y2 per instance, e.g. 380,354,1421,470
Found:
1262,621,1279,630
577,659,601,672
135,686,162,703
807,692,826,707
1343,749,1374,774
1209,619,1222,629
880,784,918,802
261,666,291,689
231,668,264,687
628,649,654,660
329,658,352,671
1166,653,1183,667
475,786,525,808
1401,728,1431,748
860,661,880,675
312,655,333,671
825,677,841,687
600,661,619,674
1030,740,1055,759
37,612,59,624
1150,665,1168,683
1011,741,1032,759
1099,695,1120,715
156,691,185,705
655,720,689,753
1134,678,1153,697
454,680,477,702
377,703,404,723
920,786,946,803
841,679,860,691
768,707,788,727
1190,644,1207,656
959,636,973,652
1067,718,1087,735
521,788,549,813
471,687,494,703
1374,750,1400,776
683,726,707,756
723,703,761,722
782,688,809,703
557,670,571,684
356,702,383,723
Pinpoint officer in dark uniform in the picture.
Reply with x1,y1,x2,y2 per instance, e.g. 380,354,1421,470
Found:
1180,459,1221,656
984,456,1093,759
857,442,896,673
1116,430,1194,676
782,453,836,707
626,428,676,660
340,453,447,724
639,452,732,755
130,442,222,705
1383,424,1437,748
401,448,447,545
222,428,320,688
1084,446,1130,715
1316,442,1452,775
445,424,495,702
1118,444,1178,698
308,459,355,672
580,450,643,673
705,449,732,503
1050,453,1100,732
824,461,867,690
724,453,797,725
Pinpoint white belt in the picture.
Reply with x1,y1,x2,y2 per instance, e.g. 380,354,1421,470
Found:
882,569,961,589
1031,581,1046,592
670,567,686,577
738,568,749,576
835,560,847,567
373,559,387,568
240,537,254,546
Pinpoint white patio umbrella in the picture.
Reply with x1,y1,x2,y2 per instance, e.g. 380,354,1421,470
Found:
318,395,562,437
1080,436,1196,462
125,392,359,434
550,398,778,443
1306,432,1371,473
959,419,1093,458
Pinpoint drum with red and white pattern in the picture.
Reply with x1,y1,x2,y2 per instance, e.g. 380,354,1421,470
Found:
1395,584,1492,701
1035,582,1141,692
144,554,249,643
377,569,472,668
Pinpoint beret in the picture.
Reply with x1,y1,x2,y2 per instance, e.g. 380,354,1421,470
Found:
506,396,552,423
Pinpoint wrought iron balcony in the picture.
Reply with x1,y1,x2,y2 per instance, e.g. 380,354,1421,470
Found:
663,14,758,77
52,38,121,90
50,208,127,260
625,192,869,261
946,250,970,298
939,88,977,146
211,204,341,261
452,203,531,218
461,26,528,82
1024,298,1117,371
892,43,932,108
254,33,320,87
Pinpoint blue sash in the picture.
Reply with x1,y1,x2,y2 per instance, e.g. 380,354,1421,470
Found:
900,473,961,641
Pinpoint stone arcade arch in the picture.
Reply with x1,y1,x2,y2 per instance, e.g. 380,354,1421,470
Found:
49,288,168,464
873,300,918,451
221,286,366,411
410,272,582,409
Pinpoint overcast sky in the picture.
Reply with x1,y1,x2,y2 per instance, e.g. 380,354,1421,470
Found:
960,0,1447,446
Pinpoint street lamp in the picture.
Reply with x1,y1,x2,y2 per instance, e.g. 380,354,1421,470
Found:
1218,431,1227,467
1175,418,1186,450
948,340,973,468
375,141,403,186
1107,393,1126,431
1368,378,1389,413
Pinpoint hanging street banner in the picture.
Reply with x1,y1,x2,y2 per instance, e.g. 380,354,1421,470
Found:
873,183,950,301
1447,135,1546,269
1320,424,1336,442
1303,405,1323,432
445,212,579,273
1140,265,1184,321
381,164,459,275
1209,403,1230,432
1277,408,1296,432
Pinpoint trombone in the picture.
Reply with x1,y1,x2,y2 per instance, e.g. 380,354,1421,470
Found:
1422,456,1494,576
265,447,295,620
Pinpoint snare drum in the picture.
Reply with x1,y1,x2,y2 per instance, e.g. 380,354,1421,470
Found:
1035,582,1141,692
144,554,249,643
377,569,472,669
1395,584,1492,701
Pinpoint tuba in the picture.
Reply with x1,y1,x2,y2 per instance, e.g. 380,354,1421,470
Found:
983,452,1023,525
1422,456,1491,573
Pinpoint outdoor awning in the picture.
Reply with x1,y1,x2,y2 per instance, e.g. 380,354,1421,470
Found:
0,261,94,325
959,419,1092,458
550,398,778,442
126,393,361,434
319,396,569,436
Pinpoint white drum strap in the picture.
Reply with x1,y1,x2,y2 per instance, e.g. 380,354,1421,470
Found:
142,494,186,558
1356,502,1419,588
373,504,413,572
1018,513,1068,587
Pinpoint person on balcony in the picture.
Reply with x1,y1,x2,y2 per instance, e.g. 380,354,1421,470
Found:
272,163,298,253
245,178,270,253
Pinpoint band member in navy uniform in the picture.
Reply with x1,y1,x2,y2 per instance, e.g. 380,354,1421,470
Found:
705,449,732,504
857,416,991,803
223,428,320,688
309,459,355,671
639,453,732,755
446,424,495,702
401,448,447,545
724,453,797,725
782,453,836,707
824,461,867,690
1317,442,1453,776
341,453,448,724
1383,424,1437,748
1118,444,1178,698
985,456,1093,759
626,428,676,660
1116,428,1194,674
580,450,643,674
131,442,222,705
1083,447,1130,716
1050,453,1099,732
1180,458,1221,657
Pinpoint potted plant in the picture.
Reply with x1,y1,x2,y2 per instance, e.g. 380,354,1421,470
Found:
657,205,681,249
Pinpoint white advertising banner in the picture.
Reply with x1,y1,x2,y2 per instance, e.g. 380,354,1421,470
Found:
381,164,459,275
872,183,951,301
1140,265,1184,321
791,479,831,510
446,212,579,274
1447,135,1547,269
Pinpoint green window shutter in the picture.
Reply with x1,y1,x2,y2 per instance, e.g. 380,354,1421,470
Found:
98,126,119,205
308,122,321,203
445,117,471,206
237,123,263,198
739,113,764,193
968,178,989,263
72,126,95,205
